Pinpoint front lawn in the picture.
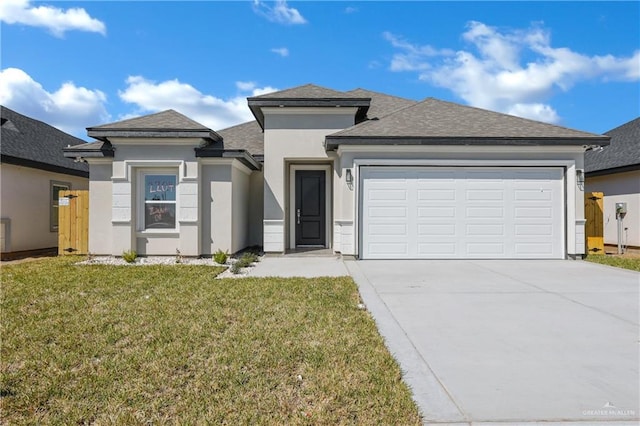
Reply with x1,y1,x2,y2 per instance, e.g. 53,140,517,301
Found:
1,257,421,424
585,254,640,272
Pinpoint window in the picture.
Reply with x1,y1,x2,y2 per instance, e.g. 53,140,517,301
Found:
142,174,177,229
50,181,70,232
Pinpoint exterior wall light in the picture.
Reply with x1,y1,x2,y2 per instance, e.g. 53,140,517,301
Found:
346,169,353,185
576,169,585,185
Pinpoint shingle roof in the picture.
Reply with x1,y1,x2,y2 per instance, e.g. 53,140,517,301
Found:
585,117,640,174
89,109,210,131
328,98,607,140
345,88,416,120
250,84,359,100
1,106,89,177
86,109,222,142
247,84,371,129
217,120,264,156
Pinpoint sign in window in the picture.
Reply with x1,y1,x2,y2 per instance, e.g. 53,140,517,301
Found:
144,175,176,229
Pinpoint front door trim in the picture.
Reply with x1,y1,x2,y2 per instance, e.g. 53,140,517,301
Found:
289,164,332,249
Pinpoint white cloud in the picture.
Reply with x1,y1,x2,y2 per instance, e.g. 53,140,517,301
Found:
0,67,109,137
236,81,258,92
271,47,289,57
253,0,307,25
0,0,106,37
119,76,278,130
384,21,640,123
345,6,358,14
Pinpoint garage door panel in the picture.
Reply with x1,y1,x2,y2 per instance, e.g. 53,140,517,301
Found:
515,224,553,236
418,189,456,201
466,207,504,218
466,189,504,200
368,243,409,256
417,242,457,255
514,207,553,218
466,224,504,236
361,166,564,259
368,189,407,201
466,242,505,255
418,224,456,236
368,223,407,236
368,206,407,218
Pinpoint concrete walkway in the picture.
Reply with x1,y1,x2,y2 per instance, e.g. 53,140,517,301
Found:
245,255,349,277
346,259,639,425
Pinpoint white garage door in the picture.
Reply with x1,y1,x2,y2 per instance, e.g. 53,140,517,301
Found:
360,167,564,259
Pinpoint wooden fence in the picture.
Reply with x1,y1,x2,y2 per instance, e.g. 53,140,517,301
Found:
584,191,604,255
58,190,89,255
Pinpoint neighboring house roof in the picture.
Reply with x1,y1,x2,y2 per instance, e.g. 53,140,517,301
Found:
86,109,222,142
1,106,89,177
585,117,640,175
326,98,610,150
247,84,371,129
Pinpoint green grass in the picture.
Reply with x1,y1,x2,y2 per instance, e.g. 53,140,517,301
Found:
586,254,640,272
1,257,421,424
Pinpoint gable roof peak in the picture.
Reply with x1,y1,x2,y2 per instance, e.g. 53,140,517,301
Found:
88,109,210,131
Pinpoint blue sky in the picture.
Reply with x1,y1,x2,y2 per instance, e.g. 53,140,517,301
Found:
1,1,638,140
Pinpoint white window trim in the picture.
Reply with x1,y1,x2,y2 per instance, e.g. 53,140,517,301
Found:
288,164,332,250
136,169,179,234
50,180,71,232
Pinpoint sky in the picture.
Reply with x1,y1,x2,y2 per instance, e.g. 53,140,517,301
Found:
1,0,638,141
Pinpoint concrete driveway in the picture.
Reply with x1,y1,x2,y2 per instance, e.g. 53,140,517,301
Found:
346,260,639,425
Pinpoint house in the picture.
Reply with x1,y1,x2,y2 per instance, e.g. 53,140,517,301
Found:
63,84,610,260
585,117,639,249
1,106,89,260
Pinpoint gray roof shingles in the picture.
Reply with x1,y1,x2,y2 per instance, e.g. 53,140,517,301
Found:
88,109,210,131
585,117,640,174
1,106,89,176
217,120,264,156
345,88,416,120
329,98,606,139
250,84,361,100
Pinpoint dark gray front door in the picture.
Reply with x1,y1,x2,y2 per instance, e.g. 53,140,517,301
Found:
295,170,326,246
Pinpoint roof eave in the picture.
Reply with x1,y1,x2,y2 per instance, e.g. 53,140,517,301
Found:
324,136,611,151
585,163,640,177
247,97,371,131
1,154,89,177
86,129,222,142
63,143,115,158
194,148,262,171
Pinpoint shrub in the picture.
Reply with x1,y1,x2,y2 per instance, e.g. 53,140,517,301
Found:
213,249,228,265
230,261,242,274
122,250,137,264
240,252,259,265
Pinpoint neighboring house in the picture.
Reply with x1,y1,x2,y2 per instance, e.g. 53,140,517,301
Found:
1,106,89,259
585,117,640,249
64,84,610,260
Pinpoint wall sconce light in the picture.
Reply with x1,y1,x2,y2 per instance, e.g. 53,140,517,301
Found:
346,169,353,185
576,169,585,185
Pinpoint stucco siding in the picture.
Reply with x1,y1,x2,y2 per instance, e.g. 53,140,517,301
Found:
87,162,113,255
249,170,264,247
231,165,250,252
0,163,88,253
262,108,355,252
586,170,640,247
200,163,232,255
